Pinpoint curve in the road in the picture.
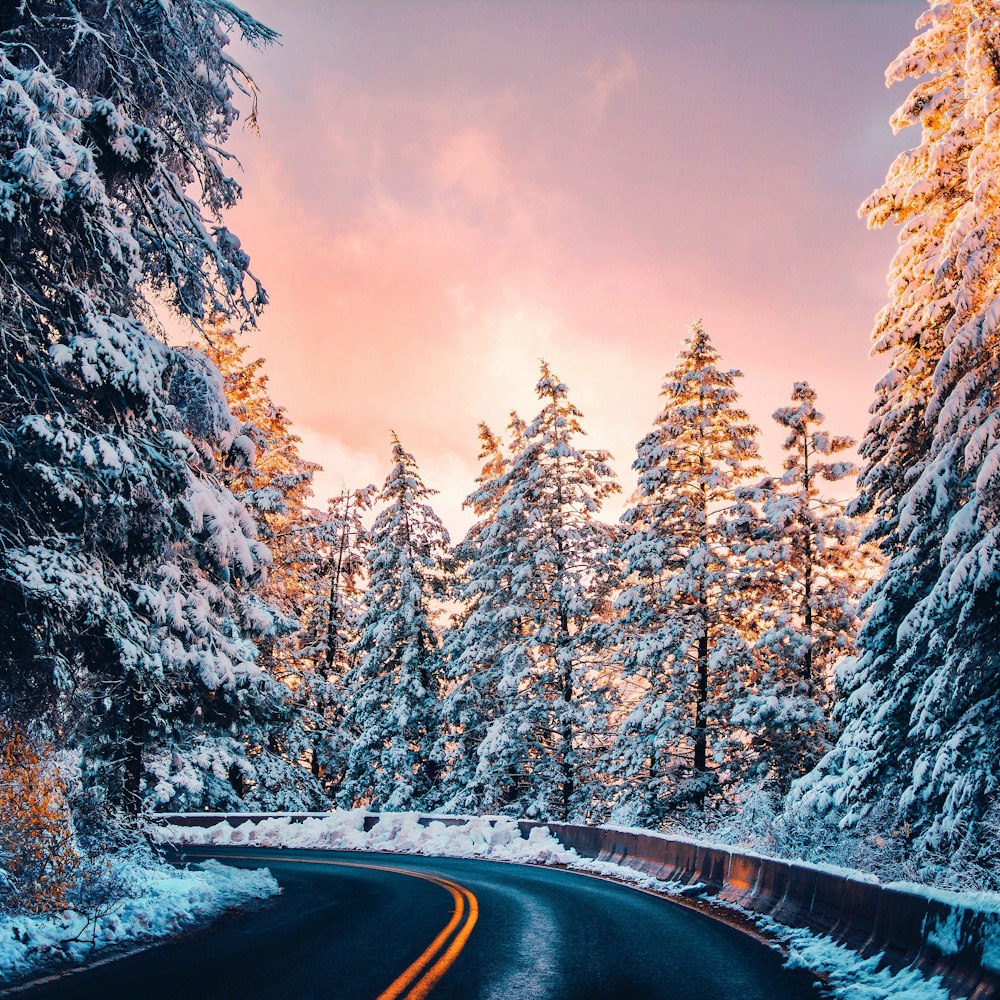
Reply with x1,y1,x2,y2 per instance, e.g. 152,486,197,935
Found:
184,853,479,1000
14,848,823,1000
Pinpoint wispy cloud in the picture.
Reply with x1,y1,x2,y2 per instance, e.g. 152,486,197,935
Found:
435,128,509,206
221,1,903,534
581,50,638,131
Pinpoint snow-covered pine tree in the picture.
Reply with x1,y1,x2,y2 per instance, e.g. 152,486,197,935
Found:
521,366,620,821
733,382,862,795
446,367,619,821
0,3,286,814
340,436,450,810
439,417,531,814
199,317,322,646
196,316,331,808
790,2,1000,862
297,486,372,798
469,422,508,518
609,322,763,825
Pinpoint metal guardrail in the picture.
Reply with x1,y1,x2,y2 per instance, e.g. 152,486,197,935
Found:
157,812,999,999
531,822,999,1000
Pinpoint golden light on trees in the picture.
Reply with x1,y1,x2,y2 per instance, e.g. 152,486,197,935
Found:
0,725,80,914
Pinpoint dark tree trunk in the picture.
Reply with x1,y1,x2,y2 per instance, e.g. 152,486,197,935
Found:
228,762,247,799
125,680,144,817
560,610,573,822
802,435,814,683
693,629,709,774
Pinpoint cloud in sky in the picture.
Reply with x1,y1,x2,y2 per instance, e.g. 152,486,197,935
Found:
216,0,924,533
435,128,509,206
581,50,638,131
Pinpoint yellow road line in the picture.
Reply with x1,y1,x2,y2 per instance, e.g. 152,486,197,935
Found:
371,870,467,1000
403,882,478,1000
180,851,478,999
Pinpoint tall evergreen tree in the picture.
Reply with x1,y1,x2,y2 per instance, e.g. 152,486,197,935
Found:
199,316,322,651
298,486,372,797
0,3,283,814
609,322,763,823
791,2,1000,860
196,316,330,808
439,420,520,814
340,436,450,810
444,367,619,821
733,382,862,795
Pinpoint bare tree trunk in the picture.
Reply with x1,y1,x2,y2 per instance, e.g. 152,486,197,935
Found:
694,390,710,795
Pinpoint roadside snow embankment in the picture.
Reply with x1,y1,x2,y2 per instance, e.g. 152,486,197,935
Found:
0,856,277,984
156,810,577,866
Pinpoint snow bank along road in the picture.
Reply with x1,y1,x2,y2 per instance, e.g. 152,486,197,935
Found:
19,847,819,1000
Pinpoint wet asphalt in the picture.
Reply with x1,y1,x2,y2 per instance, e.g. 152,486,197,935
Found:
12,847,823,1000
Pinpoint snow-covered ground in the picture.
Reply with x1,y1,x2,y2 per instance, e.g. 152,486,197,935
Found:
158,812,957,1000
0,855,277,985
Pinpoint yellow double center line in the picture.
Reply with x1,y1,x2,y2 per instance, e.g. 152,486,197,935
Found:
181,852,478,1000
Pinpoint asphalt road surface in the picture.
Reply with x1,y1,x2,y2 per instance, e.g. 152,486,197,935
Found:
16,848,823,1000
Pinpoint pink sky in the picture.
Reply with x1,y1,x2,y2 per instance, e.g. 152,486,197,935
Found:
219,0,924,534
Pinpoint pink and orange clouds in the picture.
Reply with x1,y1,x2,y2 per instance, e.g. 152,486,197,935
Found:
217,0,924,532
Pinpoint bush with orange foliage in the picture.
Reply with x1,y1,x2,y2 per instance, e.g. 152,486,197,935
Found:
0,724,80,914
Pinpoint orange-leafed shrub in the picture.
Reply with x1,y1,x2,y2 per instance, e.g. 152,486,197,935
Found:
0,724,80,914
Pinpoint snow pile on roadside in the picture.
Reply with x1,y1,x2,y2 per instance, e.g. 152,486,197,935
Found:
0,857,277,983
156,811,578,866
758,915,953,1000
568,856,703,896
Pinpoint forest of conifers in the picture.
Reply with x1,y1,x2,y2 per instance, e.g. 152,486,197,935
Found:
1,0,999,911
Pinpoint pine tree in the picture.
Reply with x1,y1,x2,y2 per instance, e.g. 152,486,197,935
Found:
468,422,508,520
790,2,1000,861
195,317,331,808
340,436,450,810
297,486,373,798
444,367,619,821
609,322,763,824
439,416,531,814
0,3,284,815
733,382,863,795
199,316,322,649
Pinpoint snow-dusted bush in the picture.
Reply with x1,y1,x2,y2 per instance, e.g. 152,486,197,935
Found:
709,787,1000,894
0,725,80,914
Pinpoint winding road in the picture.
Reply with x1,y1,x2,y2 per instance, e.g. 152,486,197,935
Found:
18,847,822,1000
